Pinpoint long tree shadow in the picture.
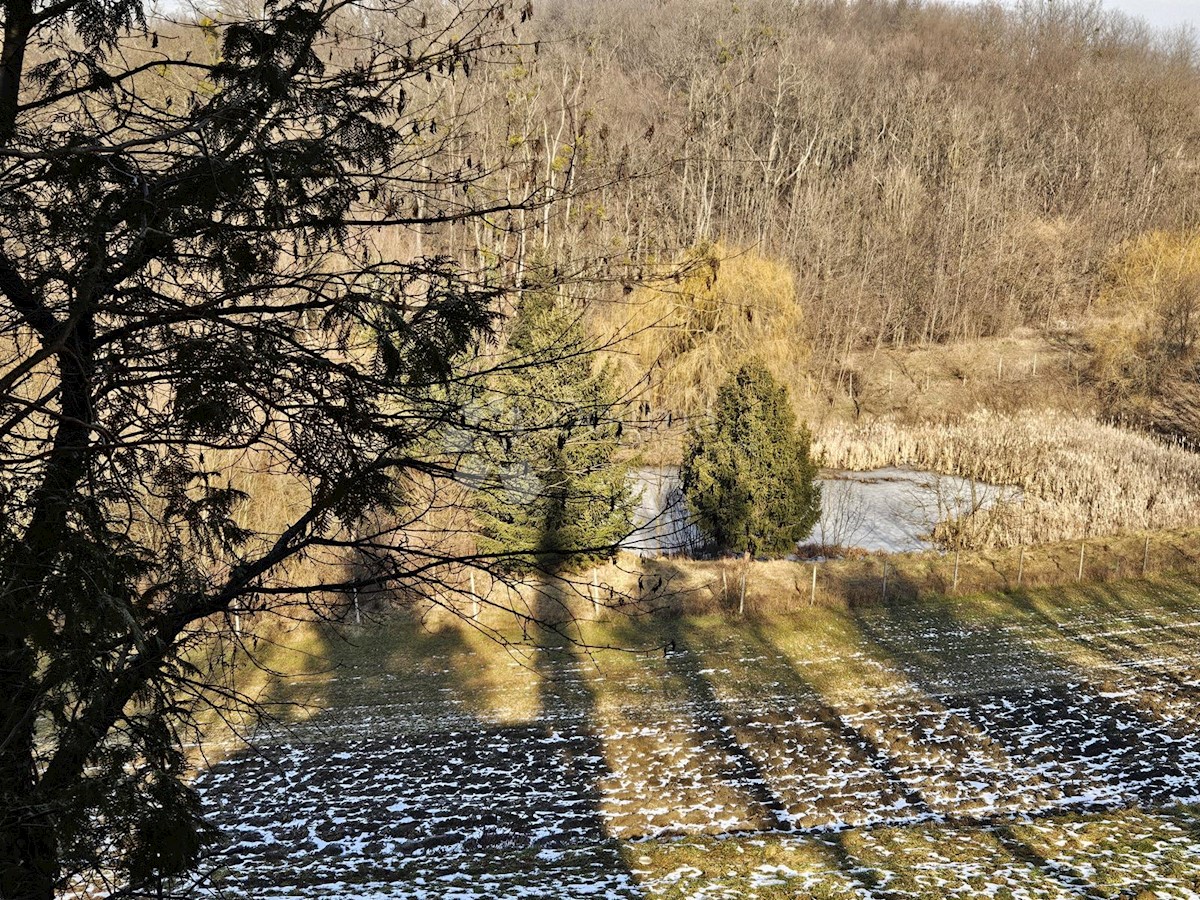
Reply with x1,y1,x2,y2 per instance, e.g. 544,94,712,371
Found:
848,580,1200,895
856,586,1200,813
527,578,633,851
632,598,1072,897
734,611,1064,828
621,596,938,833
1011,578,1200,723
825,830,910,900
745,621,939,823
571,609,786,838
194,609,639,897
990,823,1110,900
658,615,794,830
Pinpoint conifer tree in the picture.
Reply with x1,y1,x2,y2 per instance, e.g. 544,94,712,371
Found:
473,291,634,570
682,360,820,557
0,2,585,896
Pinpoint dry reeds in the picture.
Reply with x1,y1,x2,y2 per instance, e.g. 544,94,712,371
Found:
814,411,1200,548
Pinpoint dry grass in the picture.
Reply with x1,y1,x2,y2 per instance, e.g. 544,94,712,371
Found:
814,410,1200,548
649,529,1200,614
392,525,1200,634
804,329,1092,424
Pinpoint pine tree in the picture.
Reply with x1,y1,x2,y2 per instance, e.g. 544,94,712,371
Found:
473,291,634,571
682,360,821,557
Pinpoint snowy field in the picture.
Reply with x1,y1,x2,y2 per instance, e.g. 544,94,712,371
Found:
197,579,1200,898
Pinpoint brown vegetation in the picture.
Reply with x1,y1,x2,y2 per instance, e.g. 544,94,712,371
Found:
801,330,1092,426
816,412,1200,548
120,0,1200,435
405,528,1200,628
1084,227,1200,440
524,0,1200,378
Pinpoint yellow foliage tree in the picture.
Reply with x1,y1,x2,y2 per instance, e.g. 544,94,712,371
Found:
1101,229,1200,358
607,245,808,419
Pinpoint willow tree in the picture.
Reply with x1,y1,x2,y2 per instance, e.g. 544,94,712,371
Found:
0,1,582,897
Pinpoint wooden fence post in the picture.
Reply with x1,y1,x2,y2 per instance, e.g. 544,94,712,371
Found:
1077,542,1085,581
739,553,748,616
1143,536,1150,578
811,564,817,607
953,549,960,593
882,560,888,602
1017,546,1025,587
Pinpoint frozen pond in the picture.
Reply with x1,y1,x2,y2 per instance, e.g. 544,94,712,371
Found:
624,466,1020,556
815,467,1021,554
623,467,704,556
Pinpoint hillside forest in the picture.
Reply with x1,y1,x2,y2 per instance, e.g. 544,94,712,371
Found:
389,0,1200,549
68,0,1200,556
500,0,1200,550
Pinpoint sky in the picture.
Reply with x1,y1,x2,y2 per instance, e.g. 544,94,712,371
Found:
949,0,1197,34
1096,0,1197,31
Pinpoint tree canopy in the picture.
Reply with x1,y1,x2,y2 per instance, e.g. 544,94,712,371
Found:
472,289,634,571
681,360,820,557
0,1,584,897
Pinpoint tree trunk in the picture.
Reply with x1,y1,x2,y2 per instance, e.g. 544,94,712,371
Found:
0,637,56,900
739,550,749,616
0,0,34,144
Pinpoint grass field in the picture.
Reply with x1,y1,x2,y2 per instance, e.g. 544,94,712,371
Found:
196,576,1200,899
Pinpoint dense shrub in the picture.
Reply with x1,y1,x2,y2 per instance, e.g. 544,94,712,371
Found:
682,360,820,557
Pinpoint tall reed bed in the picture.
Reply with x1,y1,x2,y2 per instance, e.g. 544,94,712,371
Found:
814,411,1200,548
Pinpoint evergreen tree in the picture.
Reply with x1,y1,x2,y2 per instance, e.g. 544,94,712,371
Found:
682,360,821,557
474,291,634,571
0,2,576,896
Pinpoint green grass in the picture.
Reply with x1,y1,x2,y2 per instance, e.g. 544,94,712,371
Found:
620,807,1200,899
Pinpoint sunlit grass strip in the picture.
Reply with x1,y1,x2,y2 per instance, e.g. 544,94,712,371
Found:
625,809,1200,900
1010,808,1200,900
625,834,872,899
